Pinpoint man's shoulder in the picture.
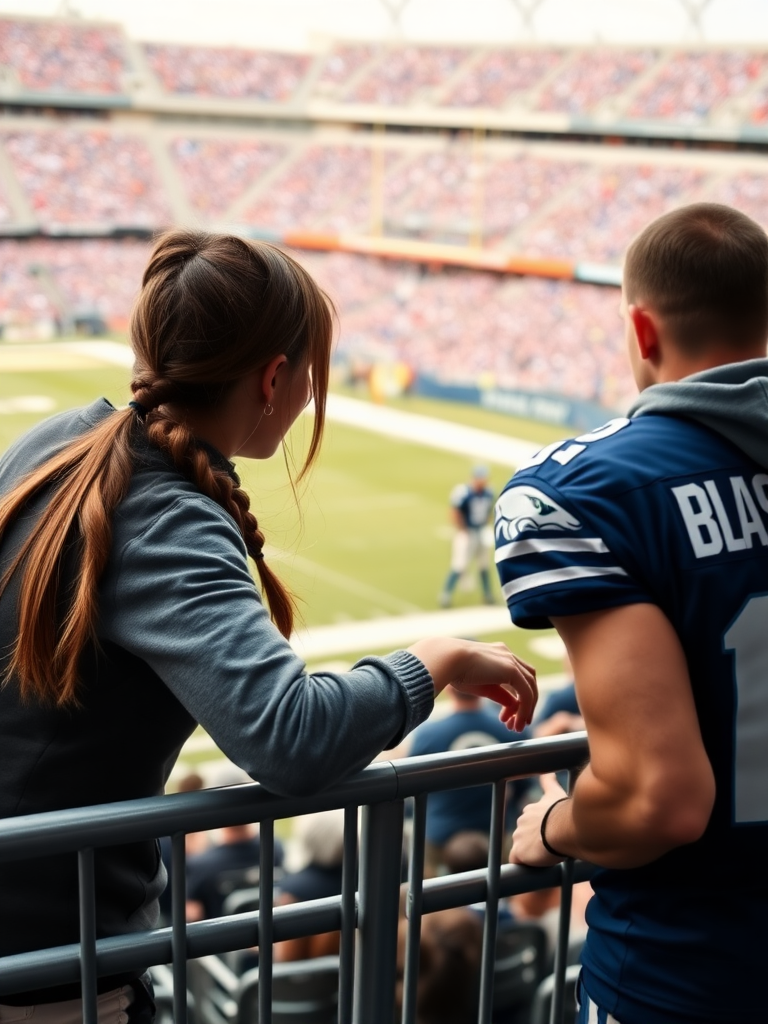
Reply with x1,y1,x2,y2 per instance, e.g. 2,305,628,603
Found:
500,413,736,507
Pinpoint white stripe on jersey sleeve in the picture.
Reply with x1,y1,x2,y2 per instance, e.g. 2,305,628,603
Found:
495,536,610,563
501,564,628,599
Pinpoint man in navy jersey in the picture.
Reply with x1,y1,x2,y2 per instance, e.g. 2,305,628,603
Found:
497,203,768,1024
439,465,495,606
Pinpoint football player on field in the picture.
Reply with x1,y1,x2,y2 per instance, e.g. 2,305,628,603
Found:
497,203,768,1024
439,464,496,607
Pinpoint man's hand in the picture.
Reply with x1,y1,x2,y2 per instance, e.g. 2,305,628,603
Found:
509,773,569,867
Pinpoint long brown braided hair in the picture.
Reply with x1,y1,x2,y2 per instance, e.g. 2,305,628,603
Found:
0,230,333,706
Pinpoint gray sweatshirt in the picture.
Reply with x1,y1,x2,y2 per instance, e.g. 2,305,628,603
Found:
629,356,768,467
0,399,434,971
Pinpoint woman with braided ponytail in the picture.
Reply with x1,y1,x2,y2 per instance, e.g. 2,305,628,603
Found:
0,230,535,1020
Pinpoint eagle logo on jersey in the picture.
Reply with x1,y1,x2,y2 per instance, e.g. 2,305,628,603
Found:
495,486,581,542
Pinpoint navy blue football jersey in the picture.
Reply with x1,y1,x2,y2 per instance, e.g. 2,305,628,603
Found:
495,413,768,1024
451,483,494,529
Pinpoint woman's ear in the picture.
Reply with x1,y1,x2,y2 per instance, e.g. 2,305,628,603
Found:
259,354,289,403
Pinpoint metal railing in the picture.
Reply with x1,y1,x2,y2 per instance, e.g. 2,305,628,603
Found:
0,732,593,1024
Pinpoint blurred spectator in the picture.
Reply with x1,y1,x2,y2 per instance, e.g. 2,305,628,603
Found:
144,43,311,101
0,18,128,95
186,765,285,922
275,809,346,962
395,901,483,1024
408,686,531,876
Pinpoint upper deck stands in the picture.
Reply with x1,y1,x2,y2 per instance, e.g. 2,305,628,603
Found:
142,43,313,102
0,17,130,97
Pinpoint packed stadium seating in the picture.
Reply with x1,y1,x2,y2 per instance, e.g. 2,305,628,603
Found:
2,16,768,131
0,17,129,96
4,129,170,229
142,43,313,102
0,13,765,414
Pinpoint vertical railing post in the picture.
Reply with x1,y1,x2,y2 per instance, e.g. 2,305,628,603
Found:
477,779,506,1024
170,831,188,1024
78,847,98,1024
354,799,404,1024
401,794,427,1024
338,806,359,1024
550,768,578,1024
259,819,275,1024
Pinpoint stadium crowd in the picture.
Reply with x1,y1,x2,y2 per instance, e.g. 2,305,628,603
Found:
4,130,169,229
533,49,657,115
0,17,128,95
1,15,768,126
344,46,468,105
442,48,563,107
302,250,633,409
170,137,288,219
628,50,768,122
143,43,312,101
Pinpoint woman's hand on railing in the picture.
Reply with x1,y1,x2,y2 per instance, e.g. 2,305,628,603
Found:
406,637,537,732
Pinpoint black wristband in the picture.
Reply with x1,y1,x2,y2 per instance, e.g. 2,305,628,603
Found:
540,797,570,859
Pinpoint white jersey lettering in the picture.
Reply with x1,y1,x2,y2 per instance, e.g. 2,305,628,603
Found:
731,476,768,549
705,480,748,552
672,482,724,558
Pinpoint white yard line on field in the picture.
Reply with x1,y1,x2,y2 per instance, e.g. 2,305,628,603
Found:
268,547,422,615
323,393,539,468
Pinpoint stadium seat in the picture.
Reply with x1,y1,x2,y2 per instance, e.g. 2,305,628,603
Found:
528,963,581,1024
236,956,340,1024
491,922,549,1023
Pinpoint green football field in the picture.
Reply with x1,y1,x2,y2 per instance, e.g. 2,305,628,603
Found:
0,347,571,778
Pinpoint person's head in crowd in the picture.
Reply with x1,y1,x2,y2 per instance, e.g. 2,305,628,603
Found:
174,770,205,794
622,203,768,391
441,830,490,874
2,230,333,708
291,808,345,869
396,906,483,1024
448,683,482,708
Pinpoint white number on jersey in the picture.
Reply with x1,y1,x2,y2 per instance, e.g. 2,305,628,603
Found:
516,418,631,472
724,594,768,823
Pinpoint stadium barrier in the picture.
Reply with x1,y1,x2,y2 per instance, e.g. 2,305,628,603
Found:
413,374,612,432
0,733,593,1024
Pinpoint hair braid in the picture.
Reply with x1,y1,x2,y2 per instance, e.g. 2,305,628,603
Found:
144,412,295,637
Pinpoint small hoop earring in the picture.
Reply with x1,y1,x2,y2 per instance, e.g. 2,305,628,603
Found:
264,403,274,417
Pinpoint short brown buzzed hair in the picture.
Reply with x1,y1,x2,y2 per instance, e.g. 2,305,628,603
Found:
624,203,768,352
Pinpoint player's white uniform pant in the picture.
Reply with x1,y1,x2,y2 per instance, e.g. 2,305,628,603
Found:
450,526,493,573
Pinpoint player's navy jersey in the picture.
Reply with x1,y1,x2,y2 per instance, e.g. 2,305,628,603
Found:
450,483,494,529
495,413,768,1024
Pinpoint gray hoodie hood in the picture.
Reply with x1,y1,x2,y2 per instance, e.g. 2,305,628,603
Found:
628,357,768,470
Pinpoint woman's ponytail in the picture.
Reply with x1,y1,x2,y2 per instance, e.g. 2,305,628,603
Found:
0,410,136,705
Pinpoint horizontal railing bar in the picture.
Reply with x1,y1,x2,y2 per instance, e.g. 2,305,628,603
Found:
0,897,346,997
420,860,596,915
392,735,587,798
0,736,588,862
0,858,597,998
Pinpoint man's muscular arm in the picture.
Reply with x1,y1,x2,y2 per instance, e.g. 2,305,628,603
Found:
511,602,715,870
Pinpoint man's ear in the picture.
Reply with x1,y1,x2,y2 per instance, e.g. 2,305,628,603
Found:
628,305,660,362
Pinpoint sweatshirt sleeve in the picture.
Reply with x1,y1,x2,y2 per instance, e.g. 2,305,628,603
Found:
99,495,434,797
